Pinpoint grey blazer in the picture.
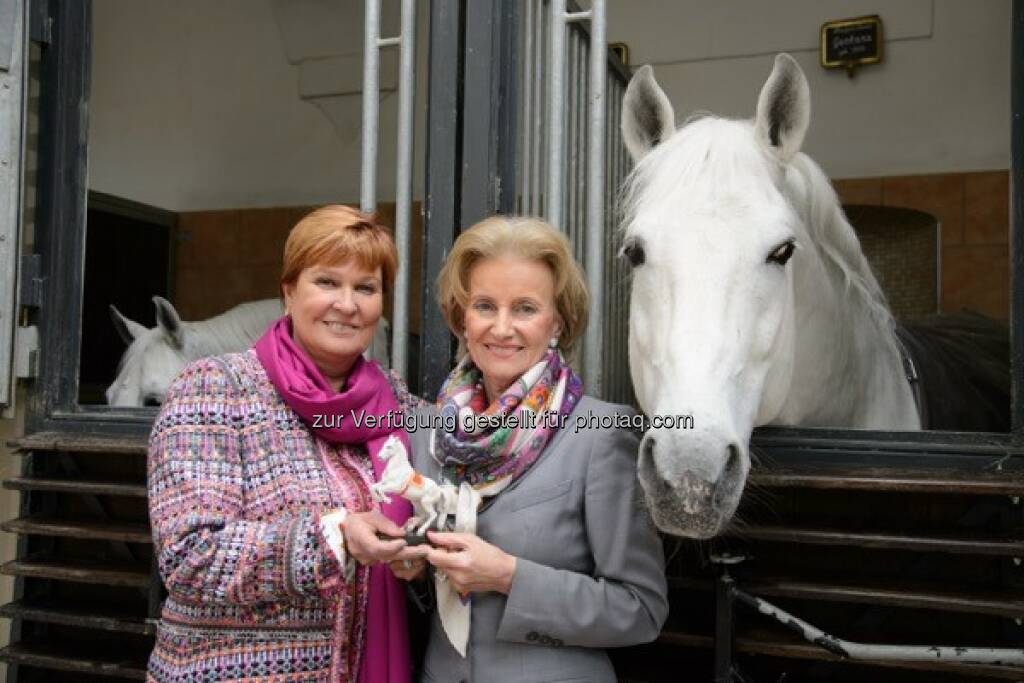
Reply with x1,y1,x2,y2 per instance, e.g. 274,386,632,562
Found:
407,396,669,683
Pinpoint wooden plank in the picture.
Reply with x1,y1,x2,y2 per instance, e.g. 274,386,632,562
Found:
657,629,1024,680
734,526,1024,557
1,560,150,588
3,476,147,498
0,641,147,679
750,468,1024,496
743,577,1024,619
0,599,155,635
2,516,152,543
7,432,148,455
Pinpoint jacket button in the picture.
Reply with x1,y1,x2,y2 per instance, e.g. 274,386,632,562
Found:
526,631,539,642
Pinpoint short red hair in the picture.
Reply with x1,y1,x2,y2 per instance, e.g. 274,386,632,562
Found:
281,205,398,293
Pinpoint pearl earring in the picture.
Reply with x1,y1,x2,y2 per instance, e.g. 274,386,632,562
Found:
548,336,559,349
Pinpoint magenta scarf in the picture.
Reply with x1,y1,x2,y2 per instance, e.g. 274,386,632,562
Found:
254,317,411,683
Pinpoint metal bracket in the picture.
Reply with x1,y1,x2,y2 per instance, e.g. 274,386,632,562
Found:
13,323,36,378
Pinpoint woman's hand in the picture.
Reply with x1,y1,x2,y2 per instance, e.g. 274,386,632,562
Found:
387,556,428,581
342,510,426,566
424,531,517,595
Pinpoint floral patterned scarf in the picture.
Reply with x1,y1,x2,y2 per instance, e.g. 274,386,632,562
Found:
434,348,583,495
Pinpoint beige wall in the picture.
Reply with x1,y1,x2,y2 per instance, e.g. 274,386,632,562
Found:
607,0,1011,179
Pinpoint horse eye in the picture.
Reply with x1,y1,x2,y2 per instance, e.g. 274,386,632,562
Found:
620,238,646,267
767,241,795,266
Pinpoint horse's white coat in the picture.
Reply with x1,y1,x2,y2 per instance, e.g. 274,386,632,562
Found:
621,55,919,537
106,297,389,407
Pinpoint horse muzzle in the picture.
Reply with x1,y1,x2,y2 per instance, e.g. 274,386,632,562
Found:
637,428,748,539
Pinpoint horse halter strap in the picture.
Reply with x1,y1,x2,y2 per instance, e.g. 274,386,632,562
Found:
893,329,926,428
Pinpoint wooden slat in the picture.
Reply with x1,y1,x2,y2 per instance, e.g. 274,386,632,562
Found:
658,629,1024,680
7,432,148,455
1,559,150,588
0,599,155,635
0,641,147,679
734,525,1024,557
2,516,152,543
666,575,1024,618
750,467,1024,496
4,476,147,498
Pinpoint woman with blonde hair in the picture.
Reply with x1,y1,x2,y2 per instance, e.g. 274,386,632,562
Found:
147,205,424,682
395,216,668,682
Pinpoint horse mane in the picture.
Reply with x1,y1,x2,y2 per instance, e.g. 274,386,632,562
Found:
784,152,899,344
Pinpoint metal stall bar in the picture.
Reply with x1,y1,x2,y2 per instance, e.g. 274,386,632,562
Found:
583,0,605,394
1012,0,1024,434
391,0,416,377
546,0,567,229
361,0,381,213
545,2,607,390
362,0,416,376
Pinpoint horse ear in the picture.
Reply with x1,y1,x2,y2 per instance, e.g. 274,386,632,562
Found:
622,65,675,161
109,305,147,345
754,53,810,162
153,296,185,350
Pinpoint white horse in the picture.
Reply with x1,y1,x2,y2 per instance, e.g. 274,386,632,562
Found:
620,54,1006,538
106,297,389,406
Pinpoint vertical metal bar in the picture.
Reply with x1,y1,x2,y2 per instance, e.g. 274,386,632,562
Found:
360,0,380,214
546,0,566,228
715,572,737,683
0,0,25,414
583,0,606,393
391,0,416,376
521,0,533,213
531,0,544,216
566,29,577,238
421,0,463,398
1012,0,1024,434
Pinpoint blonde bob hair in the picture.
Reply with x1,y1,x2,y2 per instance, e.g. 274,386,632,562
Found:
281,205,398,294
437,216,589,362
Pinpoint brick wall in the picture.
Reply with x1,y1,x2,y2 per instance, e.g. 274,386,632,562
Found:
832,171,1009,321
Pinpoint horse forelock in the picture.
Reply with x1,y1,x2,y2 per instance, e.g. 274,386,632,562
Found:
622,115,783,235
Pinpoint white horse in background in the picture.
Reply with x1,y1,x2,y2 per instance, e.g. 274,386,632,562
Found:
106,297,390,406
620,54,1008,539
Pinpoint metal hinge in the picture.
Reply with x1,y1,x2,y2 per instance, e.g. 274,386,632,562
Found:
14,322,36,378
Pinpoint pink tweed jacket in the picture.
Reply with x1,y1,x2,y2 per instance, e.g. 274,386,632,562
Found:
146,350,419,682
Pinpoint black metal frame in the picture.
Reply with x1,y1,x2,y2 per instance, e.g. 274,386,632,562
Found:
419,0,520,398
28,0,156,437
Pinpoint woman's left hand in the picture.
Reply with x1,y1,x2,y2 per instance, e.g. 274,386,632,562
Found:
424,531,517,595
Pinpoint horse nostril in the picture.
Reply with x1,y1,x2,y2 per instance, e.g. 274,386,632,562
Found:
641,435,656,462
723,443,741,481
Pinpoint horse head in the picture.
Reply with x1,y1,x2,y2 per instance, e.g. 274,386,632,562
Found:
620,54,813,538
106,296,191,407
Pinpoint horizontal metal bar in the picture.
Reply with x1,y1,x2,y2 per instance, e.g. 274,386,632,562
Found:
377,36,401,48
734,588,1024,666
564,10,591,22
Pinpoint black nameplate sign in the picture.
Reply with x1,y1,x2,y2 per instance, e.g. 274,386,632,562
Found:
820,15,882,71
